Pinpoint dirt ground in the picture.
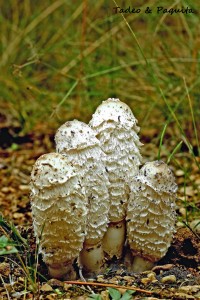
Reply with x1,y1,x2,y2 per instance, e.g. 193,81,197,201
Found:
0,116,200,300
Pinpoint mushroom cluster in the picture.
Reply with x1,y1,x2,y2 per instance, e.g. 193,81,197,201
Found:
30,98,178,279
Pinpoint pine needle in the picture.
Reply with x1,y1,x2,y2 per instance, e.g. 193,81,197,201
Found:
64,280,153,295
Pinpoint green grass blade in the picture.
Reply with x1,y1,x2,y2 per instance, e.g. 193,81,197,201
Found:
167,141,183,164
50,80,78,118
158,122,168,160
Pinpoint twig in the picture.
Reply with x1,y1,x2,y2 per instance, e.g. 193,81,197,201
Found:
64,280,153,294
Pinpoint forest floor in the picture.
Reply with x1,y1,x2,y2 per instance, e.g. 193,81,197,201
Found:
0,115,200,300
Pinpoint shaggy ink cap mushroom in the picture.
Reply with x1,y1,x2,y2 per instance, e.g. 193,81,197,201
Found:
55,120,110,273
30,153,88,279
126,160,178,272
89,98,142,259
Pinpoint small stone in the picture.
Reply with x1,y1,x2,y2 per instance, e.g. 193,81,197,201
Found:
48,278,63,287
147,272,157,280
175,170,184,176
123,275,133,284
63,283,72,291
97,275,104,282
13,212,24,219
87,278,95,282
179,207,186,217
40,283,53,292
18,277,25,283
176,221,185,228
0,262,11,276
141,277,150,285
161,275,176,283
141,273,157,285
109,278,119,284
19,185,30,192
152,264,174,273
1,187,10,193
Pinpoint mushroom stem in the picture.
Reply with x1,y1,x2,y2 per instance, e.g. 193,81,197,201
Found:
102,220,126,259
47,261,76,280
79,241,104,274
132,256,154,273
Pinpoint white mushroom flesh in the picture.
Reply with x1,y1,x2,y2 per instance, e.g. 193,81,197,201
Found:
89,98,142,258
89,98,142,222
55,120,110,272
30,153,88,278
127,160,177,270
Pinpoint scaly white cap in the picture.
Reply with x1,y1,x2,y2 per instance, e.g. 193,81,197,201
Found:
135,160,178,194
55,119,99,153
89,98,139,130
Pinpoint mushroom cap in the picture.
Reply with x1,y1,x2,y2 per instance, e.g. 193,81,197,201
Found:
135,160,177,194
55,120,99,153
89,98,138,130
31,153,76,188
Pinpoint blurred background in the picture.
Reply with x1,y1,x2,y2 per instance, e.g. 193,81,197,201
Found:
0,0,199,152
0,0,200,248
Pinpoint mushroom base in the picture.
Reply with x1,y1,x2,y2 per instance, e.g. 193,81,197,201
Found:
102,219,126,259
79,241,104,274
47,261,76,280
132,256,154,272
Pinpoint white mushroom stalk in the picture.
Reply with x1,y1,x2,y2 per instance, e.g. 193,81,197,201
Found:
55,120,110,273
89,98,142,258
126,160,177,272
30,153,88,279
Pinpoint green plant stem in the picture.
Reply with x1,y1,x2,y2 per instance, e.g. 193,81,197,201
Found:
167,141,183,164
158,122,168,160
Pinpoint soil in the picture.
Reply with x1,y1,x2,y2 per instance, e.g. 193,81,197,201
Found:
0,117,199,300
